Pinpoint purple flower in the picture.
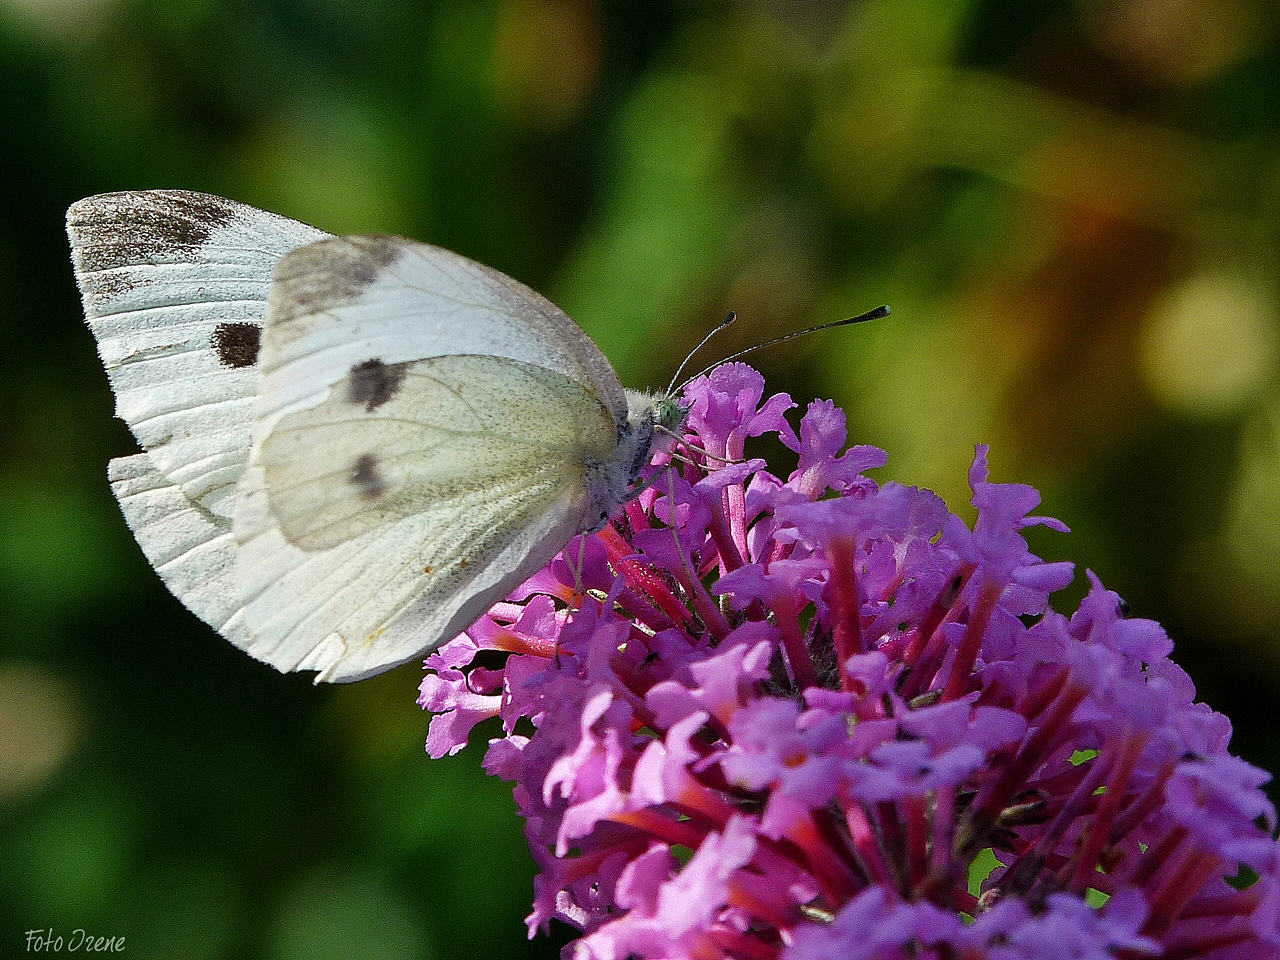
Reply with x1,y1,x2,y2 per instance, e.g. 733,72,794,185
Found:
419,365,1280,960
783,399,887,499
573,816,759,960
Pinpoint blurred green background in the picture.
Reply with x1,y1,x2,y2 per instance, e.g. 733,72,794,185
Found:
2,0,1278,957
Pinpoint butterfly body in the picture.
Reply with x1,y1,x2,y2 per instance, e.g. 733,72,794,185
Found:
69,191,682,682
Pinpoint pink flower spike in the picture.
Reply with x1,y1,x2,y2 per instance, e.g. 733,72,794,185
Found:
412,364,1280,960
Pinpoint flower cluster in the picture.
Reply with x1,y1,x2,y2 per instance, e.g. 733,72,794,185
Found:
419,364,1280,960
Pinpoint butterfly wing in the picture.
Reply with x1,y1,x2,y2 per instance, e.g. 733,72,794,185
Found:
69,191,329,649
221,233,631,681
68,190,329,516
233,354,620,682
251,234,629,432
106,454,253,646
71,199,630,683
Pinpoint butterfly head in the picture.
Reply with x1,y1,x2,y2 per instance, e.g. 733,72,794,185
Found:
651,392,687,439
624,389,689,477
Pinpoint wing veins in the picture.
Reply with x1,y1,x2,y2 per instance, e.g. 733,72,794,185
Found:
126,393,254,430
75,237,323,263
266,450,565,495
113,340,242,366
267,415,579,452
272,458,567,544
155,534,231,576
88,298,269,323
271,466,566,650
82,260,282,280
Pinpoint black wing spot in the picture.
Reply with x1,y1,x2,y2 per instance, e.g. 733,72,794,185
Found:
351,454,386,499
348,358,407,412
210,322,261,368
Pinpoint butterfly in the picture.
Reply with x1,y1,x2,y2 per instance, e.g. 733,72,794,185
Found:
68,191,684,682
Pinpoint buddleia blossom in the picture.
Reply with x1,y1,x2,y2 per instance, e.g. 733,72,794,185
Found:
419,363,1280,960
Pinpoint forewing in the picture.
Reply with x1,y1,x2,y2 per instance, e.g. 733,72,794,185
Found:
68,191,329,516
253,234,627,434
107,453,251,646
231,355,620,682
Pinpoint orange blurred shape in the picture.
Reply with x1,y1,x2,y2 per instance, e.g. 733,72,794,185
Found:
0,662,81,800
1081,0,1270,86
969,204,1175,471
493,0,603,131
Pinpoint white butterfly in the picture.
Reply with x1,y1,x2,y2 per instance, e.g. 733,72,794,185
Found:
68,191,683,682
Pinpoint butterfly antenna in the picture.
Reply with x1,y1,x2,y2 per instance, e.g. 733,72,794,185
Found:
655,423,743,467
666,311,739,396
675,305,889,394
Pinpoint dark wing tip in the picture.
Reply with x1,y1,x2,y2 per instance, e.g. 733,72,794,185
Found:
67,190,246,276
267,234,406,325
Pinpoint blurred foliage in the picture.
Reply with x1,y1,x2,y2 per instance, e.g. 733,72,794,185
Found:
1,0,1278,957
